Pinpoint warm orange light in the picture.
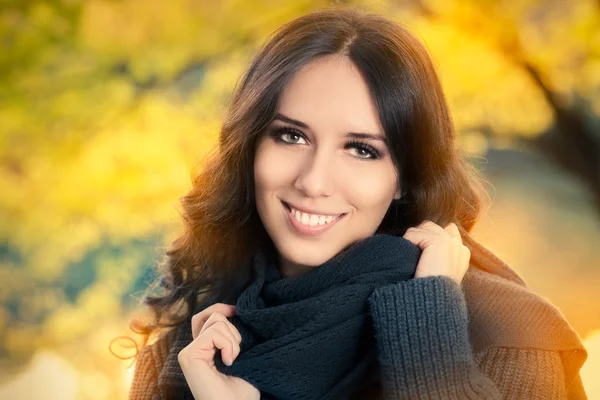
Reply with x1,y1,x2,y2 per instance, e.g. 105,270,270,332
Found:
581,330,600,398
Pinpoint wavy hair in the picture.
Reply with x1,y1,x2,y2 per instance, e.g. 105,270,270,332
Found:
115,7,490,361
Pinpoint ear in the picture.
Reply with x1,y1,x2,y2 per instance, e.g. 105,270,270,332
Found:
393,188,401,200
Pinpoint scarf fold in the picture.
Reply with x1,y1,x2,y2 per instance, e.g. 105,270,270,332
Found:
215,234,422,400
158,232,587,399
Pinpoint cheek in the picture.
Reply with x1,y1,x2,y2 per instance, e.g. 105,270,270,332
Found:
254,143,296,193
344,169,397,210
353,186,391,210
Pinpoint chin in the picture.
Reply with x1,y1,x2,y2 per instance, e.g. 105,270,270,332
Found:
281,246,328,267
279,237,349,267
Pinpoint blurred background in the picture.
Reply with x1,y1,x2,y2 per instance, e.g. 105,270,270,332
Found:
1,0,599,398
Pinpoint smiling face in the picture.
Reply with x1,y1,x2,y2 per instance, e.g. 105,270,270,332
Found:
254,55,401,278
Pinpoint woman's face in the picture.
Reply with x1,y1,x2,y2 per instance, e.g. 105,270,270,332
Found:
254,55,401,278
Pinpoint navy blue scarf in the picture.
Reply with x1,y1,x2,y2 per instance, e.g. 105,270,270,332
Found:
210,234,421,399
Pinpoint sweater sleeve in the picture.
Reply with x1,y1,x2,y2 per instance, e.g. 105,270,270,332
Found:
368,276,573,399
129,344,162,400
129,334,173,400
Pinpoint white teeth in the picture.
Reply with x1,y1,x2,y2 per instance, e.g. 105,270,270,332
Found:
290,207,339,227
301,213,309,225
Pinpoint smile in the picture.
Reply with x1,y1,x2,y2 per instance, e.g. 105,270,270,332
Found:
282,201,346,236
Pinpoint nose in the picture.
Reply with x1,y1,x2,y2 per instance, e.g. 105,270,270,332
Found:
294,149,335,198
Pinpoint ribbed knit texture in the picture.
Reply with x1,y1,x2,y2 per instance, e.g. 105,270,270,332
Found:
129,328,173,400
128,233,588,400
369,277,502,398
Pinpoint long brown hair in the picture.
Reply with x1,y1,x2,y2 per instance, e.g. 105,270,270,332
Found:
119,6,490,364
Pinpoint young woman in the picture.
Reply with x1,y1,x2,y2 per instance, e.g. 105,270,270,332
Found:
126,8,588,400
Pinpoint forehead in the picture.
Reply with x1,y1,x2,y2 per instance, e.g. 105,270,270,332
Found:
277,55,383,134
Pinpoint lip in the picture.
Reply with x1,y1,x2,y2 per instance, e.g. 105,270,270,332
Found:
282,201,346,236
283,201,343,217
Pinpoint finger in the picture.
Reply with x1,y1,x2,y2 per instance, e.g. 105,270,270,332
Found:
415,220,447,235
191,303,236,339
402,228,432,249
194,322,241,366
197,327,236,366
461,245,472,264
227,320,243,345
444,223,462,241
207,319,242,361
205,321,241,363
201,312,243,345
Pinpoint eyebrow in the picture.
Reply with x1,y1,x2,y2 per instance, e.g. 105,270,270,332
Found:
273,113,388,144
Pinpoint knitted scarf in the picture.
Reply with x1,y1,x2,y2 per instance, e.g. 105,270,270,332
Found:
214,234,422,400
157,232,587,399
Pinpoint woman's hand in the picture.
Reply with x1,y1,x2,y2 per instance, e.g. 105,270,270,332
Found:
178,303,260,400
403,220,470,285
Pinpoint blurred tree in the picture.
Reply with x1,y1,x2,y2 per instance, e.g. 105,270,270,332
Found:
0,0,599,368
394,0,600,212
